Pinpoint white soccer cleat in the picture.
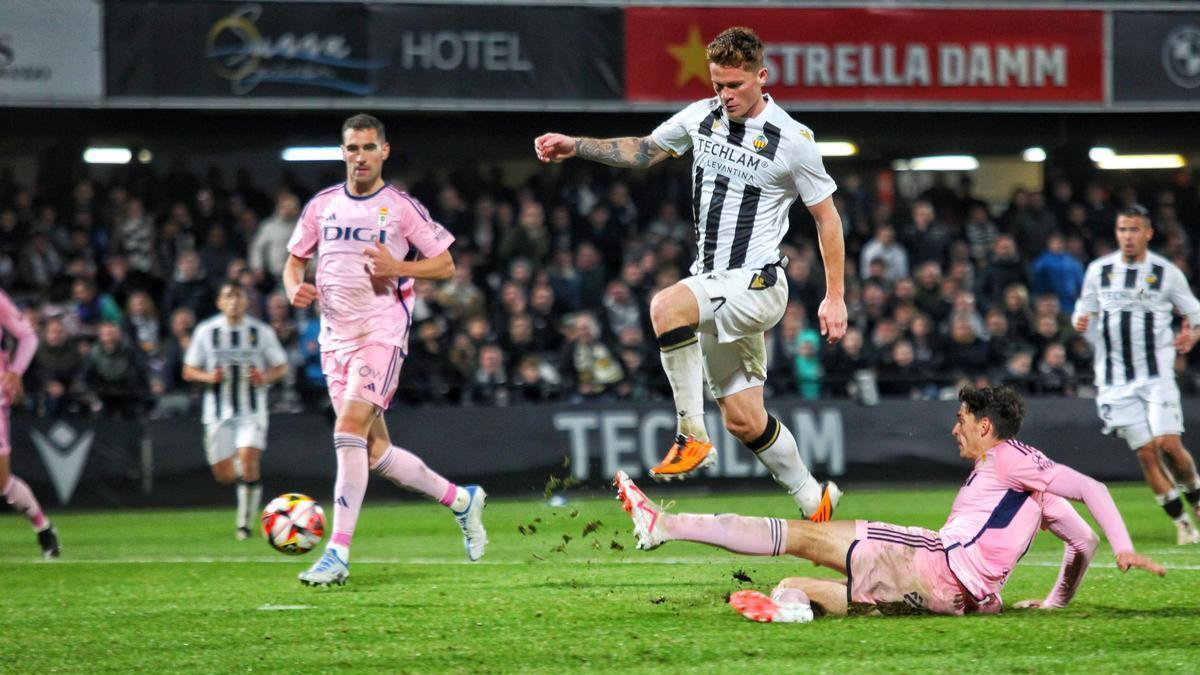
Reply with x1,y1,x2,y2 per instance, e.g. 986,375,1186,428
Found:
298,548,349,586
728,590,814,623
613,471,667,551
453,485,488,561
1176,518,1200,546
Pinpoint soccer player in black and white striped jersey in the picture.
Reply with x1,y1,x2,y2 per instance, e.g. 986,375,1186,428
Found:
535,27,847,521
183,282,288,540
1073,204,1200,544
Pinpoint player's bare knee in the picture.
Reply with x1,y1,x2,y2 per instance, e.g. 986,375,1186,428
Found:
649,289,681,332
1135,443,1160,465
212,467,236,485
723,412,757,442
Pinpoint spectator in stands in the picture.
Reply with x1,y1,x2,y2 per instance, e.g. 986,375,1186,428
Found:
1031,232,1084,314
499,202,550,268
71,278,122,339
1036,342,1075,396
123,290,161,355
1001,283,1035,343
197,225,237,283
31,317,82,416
511,355,559,405
878,339,931,399
976,235,1028,311
463,343,510,406
249,192,299,286
80,321,148,418
18,229,62,291
962,203,998,268
900,199,951,268
558,312,624,403
859,223,908,283
993,350,1036,394
157,307,196,397
163,250,216,322
943,312,991,379
602,280,641,339
435,263,486,322
822,326,869,398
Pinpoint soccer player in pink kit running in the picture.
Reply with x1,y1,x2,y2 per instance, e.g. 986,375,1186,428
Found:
615,386,1164,622
0,289,60,558
283,114,486,586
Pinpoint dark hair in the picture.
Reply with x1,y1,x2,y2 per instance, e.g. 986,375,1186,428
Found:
1118,203,1150,219
706,27,764,71
218,280,246,296
958,385,1025,440
342,113,386,142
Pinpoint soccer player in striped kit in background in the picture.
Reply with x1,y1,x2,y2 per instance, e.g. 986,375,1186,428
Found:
535,27,845,520
183,282,289,540
1073,204,1200,545
0,288,59,558
284,113,487,586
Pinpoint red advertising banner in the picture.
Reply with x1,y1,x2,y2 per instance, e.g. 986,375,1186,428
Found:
626,8,1104,105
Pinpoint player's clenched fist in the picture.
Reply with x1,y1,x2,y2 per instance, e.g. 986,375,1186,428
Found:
534,133,576,163
289,282,317,309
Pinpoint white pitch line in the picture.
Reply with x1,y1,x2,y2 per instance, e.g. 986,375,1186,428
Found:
2,557,1198,570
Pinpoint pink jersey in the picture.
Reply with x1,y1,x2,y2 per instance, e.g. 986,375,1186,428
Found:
0,290,37,406
940,439,1134,607
287,183,454,352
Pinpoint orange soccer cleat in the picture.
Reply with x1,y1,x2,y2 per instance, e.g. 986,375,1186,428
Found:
649,434,717,482
728,590,814,623
806,481,843,523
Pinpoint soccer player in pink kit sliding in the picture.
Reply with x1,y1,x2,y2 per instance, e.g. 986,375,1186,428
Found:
0,289,60,558
283,114,487,586
616,386,1164,622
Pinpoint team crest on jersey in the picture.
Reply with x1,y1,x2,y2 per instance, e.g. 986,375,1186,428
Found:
1145,274,1158,285
752,134,768,152
377,207,388,228
710,118,722,132
799,129,813,141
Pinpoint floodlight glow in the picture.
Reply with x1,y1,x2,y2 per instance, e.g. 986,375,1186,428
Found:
817,141,858,157
137,149,153,164
1096,154,1185,170
1088,147,1115,162
281,146,342,161
903,155,979,171
1022,147,1047,162
83,147,132,164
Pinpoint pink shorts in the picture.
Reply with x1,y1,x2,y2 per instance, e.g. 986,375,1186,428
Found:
846,520,967,616
0,405,9,456
321,343,404,413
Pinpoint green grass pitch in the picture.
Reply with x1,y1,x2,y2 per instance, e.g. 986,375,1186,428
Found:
2,483,1198,673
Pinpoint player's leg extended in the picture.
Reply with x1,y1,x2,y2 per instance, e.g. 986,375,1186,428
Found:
717,386,839,521
614,470,854,567
1132,434,1198,544
1156,434,1200,529
0,442,58,558
730,577,847,623
366,415,488,560
235,446,263,541
648,282,714,480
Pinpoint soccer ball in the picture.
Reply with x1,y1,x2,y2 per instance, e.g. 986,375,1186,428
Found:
261,493,326,555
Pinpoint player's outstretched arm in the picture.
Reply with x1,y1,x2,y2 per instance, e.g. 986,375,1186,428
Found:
534,133,670,168
1116,551,1166,576
1015,495,1099,610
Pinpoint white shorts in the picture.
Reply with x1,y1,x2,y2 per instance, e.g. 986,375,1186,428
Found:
680,266,787,400
1096,379,1184,450
204,416,268,465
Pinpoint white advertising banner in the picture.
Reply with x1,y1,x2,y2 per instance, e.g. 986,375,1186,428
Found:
0,0,102,103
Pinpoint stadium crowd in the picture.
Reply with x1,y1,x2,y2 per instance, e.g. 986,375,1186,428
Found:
2,158,1199,418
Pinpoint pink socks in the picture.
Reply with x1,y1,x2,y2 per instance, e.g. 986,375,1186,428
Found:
663,513,788,556
3,475,47,531
371,445,456,507
329,433,369,548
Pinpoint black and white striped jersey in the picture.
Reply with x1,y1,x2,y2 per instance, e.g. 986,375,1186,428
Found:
651,94,837,276
1075,250,1200,386
184,315,288,424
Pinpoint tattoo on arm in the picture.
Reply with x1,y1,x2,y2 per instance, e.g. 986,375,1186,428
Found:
575,136,665,168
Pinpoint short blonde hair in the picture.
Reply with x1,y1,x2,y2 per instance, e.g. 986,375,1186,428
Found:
707,27,764,71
